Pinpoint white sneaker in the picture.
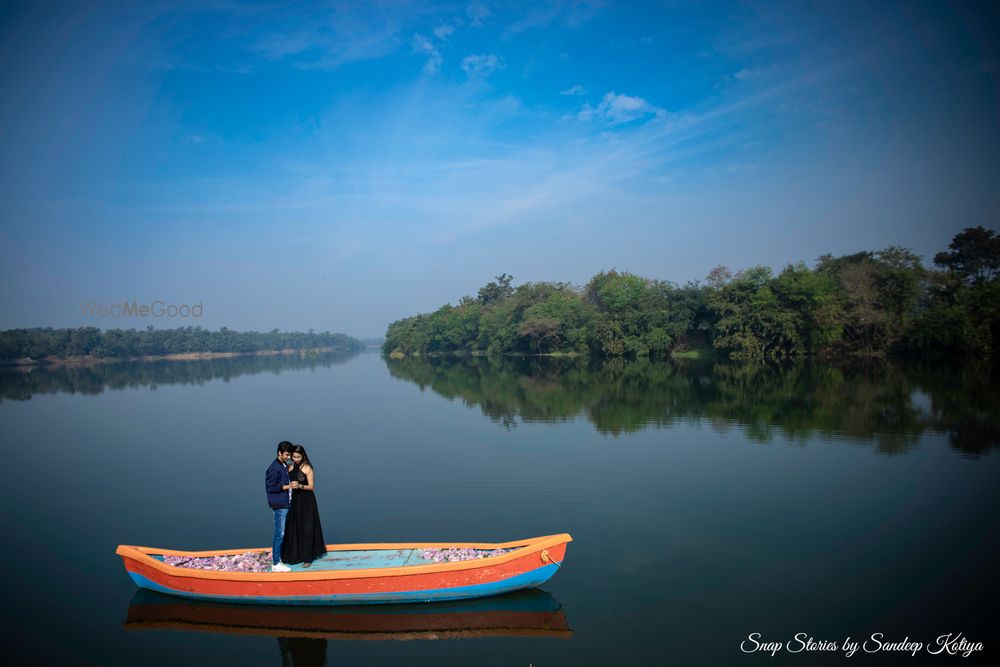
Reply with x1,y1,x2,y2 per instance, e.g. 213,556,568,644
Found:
271,562,290,572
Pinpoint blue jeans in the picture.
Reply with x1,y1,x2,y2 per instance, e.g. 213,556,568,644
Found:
272,508,289,564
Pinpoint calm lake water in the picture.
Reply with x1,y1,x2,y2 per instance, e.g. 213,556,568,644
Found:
1,351,997,666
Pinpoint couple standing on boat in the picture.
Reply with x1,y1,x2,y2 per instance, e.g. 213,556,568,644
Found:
265,441,327,572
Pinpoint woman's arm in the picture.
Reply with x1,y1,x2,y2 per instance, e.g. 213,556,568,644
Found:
300,465,315,491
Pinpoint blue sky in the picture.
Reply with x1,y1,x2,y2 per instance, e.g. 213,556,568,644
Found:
1,1,998,337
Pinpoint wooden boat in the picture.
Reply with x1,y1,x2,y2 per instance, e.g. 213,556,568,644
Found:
124,588,572,640
116,533,571,605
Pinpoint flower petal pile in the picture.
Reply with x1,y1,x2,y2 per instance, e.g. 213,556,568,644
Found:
420,547,513,563
162,551,273,572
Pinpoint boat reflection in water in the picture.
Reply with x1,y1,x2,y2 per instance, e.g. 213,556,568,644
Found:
124,587,571,641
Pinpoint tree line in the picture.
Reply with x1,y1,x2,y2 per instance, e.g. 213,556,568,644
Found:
383,226,1000,362
0,326,364,361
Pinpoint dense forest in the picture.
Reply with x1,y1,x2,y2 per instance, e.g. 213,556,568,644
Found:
0,326,363,361
384,226,1000,362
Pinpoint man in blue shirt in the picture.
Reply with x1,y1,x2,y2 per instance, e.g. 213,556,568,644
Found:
265,441,298,572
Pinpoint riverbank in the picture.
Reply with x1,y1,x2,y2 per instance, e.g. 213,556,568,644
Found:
386,346,717,360
387,349,584,359
1,347,352,367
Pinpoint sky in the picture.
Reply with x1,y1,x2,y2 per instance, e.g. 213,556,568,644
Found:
1,0,998,338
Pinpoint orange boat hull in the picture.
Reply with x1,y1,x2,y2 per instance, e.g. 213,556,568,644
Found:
116,534,571,605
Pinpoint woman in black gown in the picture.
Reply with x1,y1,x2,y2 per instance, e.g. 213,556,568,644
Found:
281,444,327,567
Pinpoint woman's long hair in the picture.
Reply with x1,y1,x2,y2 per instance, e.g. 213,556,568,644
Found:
292,444,313,470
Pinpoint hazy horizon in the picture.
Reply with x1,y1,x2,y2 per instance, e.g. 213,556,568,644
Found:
2,1,998,339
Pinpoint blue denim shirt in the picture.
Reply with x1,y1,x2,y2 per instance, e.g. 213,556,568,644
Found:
265,458,291,509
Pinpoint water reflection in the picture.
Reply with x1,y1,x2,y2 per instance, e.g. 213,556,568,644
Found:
5,351,996,458
277,637,327,667
0,350,359,402
386,355,1000,458
125,588,571,645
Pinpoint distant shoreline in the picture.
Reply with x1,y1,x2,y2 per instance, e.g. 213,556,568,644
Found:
386,347,716,360
1,347,352,367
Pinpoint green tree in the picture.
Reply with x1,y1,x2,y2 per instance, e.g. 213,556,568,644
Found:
908,227,1000,359
518,316,561,353
708,266,797,361
817,247,924,356
933,226,1000,285
771,262,841,353
477,273,515,305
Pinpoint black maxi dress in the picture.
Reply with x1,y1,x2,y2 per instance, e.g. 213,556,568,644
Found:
281,464,327,565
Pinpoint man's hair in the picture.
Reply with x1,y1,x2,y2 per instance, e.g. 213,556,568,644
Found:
277,441,295,454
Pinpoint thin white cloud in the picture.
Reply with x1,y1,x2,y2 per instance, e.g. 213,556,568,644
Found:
467,4,491,27
505,0,603,34
462,54,504,78
252,4,412,70
413,34,442,74
433,24,455,40
578,92,666,125
733,67,761,80
730,66,778,83
560,84,585,96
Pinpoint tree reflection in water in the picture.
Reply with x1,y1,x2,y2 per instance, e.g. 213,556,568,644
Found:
4,351,994,458
386,355,999,458
0,351,358,402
